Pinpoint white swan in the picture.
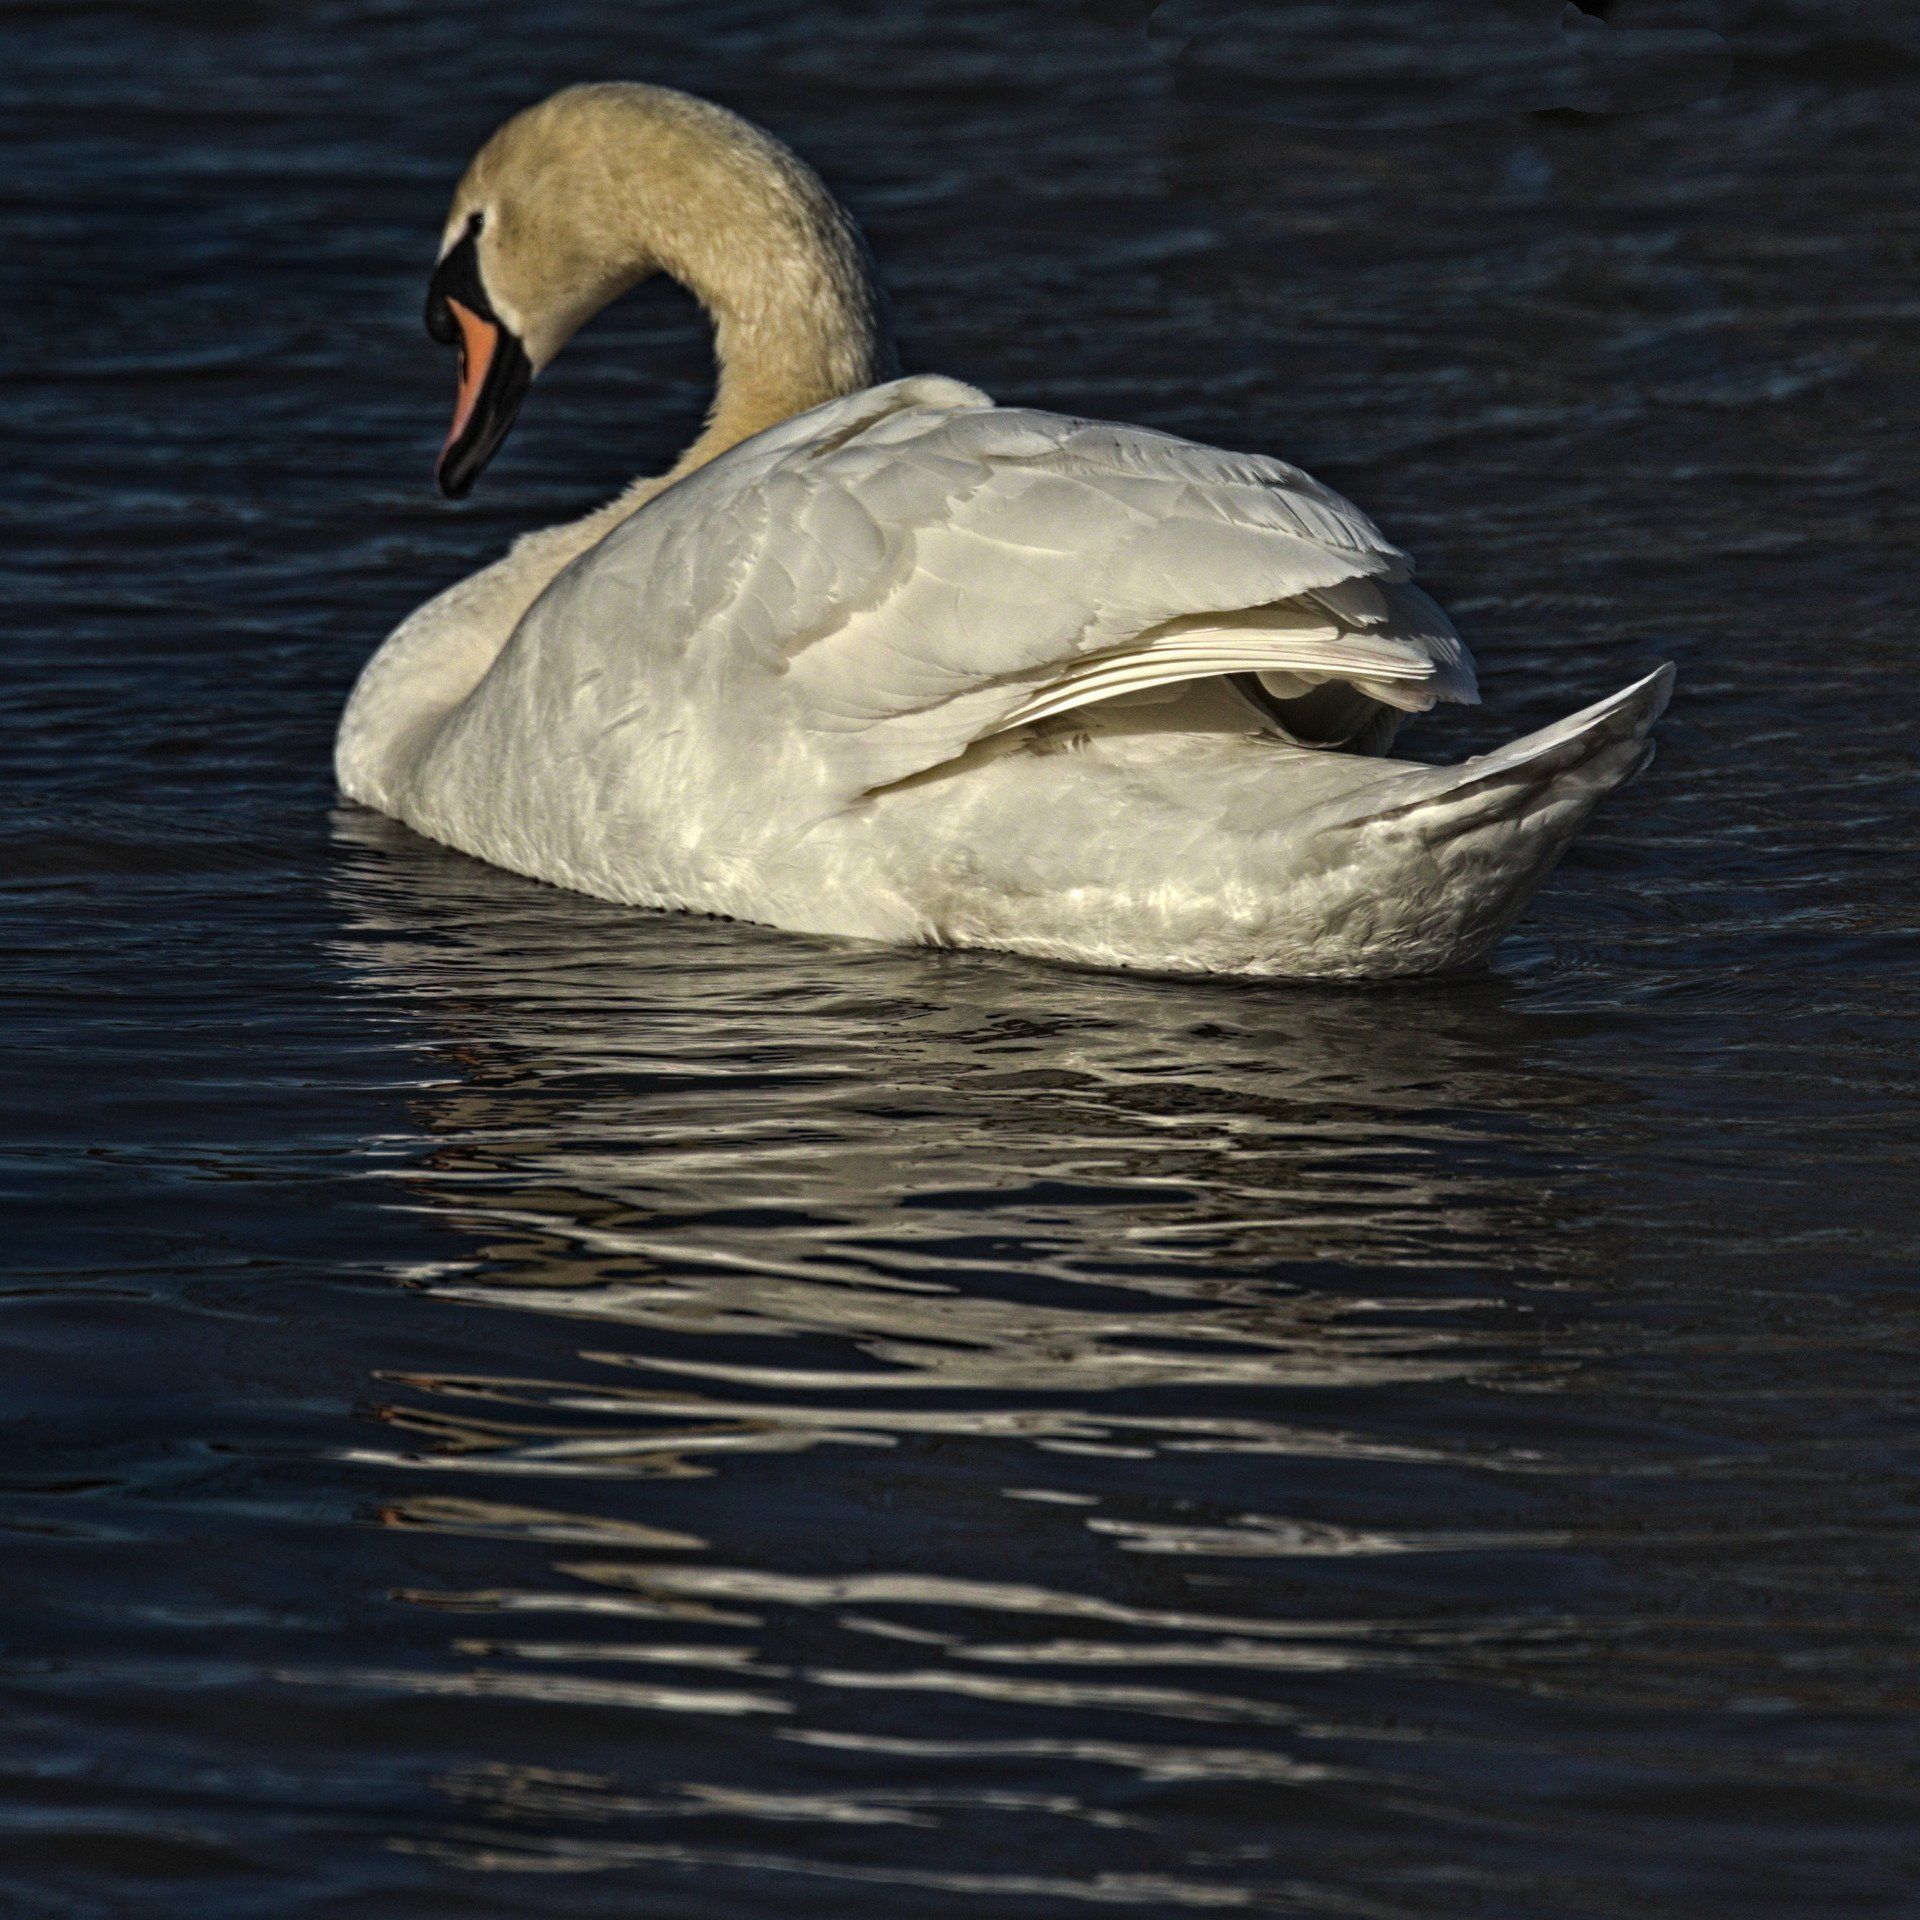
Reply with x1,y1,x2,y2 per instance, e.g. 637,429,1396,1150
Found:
337,83,1672,978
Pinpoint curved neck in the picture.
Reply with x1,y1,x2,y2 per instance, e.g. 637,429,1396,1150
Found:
458,210,894,658
637,147,898,484
460,86,899,494
689,258,895,473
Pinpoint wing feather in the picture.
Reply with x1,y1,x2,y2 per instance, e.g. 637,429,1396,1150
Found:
576,377,1478,806
993,627,1436,732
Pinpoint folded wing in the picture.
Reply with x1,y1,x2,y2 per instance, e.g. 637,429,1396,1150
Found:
586,376,1479,803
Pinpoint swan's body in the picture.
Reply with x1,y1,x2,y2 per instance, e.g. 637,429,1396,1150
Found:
338,84,1671,978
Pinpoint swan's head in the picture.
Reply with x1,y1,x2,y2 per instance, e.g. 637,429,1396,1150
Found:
425,83,890,498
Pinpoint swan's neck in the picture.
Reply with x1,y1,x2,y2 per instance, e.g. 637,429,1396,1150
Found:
341,89,899,811
486,197,892,626
397,98,900,708
693,274,892,467
641,173,896,490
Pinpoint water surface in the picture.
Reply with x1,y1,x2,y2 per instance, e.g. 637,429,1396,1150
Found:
6,3,1920,1915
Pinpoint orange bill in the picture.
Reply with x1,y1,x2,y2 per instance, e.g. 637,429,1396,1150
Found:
427,228,533,498
442,298,501,459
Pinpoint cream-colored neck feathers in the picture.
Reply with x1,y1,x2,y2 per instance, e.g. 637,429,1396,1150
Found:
450,82,896,491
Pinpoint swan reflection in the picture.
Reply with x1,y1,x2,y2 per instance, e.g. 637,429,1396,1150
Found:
327,808,1623,1898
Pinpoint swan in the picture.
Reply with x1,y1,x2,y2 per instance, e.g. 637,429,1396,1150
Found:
337,82,1672,978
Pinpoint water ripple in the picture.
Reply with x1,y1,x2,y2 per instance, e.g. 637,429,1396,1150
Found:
8,3,1920,1915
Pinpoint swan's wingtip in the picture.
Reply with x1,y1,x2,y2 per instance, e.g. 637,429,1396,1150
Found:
1553,661,1676,741
1633,660,1678,720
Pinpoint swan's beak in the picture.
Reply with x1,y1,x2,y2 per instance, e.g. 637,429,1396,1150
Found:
431,300,532,499
425,221,532,499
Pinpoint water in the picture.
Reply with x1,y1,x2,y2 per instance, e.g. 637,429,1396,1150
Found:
6,3,1920,1914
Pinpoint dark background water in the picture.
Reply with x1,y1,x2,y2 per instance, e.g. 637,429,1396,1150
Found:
6,2,1920,1915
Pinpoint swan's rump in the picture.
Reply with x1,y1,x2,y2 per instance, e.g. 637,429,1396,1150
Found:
873,667,1674,978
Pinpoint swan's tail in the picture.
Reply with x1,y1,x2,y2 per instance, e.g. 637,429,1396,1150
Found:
1292,664,1675,976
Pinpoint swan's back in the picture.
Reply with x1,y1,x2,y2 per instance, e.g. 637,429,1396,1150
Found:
382,378,1478,842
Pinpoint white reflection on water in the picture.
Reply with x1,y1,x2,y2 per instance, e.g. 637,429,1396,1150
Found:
326,808,1626,1899
329,808,1610,1470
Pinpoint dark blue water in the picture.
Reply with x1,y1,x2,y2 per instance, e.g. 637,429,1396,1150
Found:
6,4,1920,1915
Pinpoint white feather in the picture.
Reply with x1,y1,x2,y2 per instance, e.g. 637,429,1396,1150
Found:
993,629,1436,733
337,378,1667,976
336,88,1669,976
